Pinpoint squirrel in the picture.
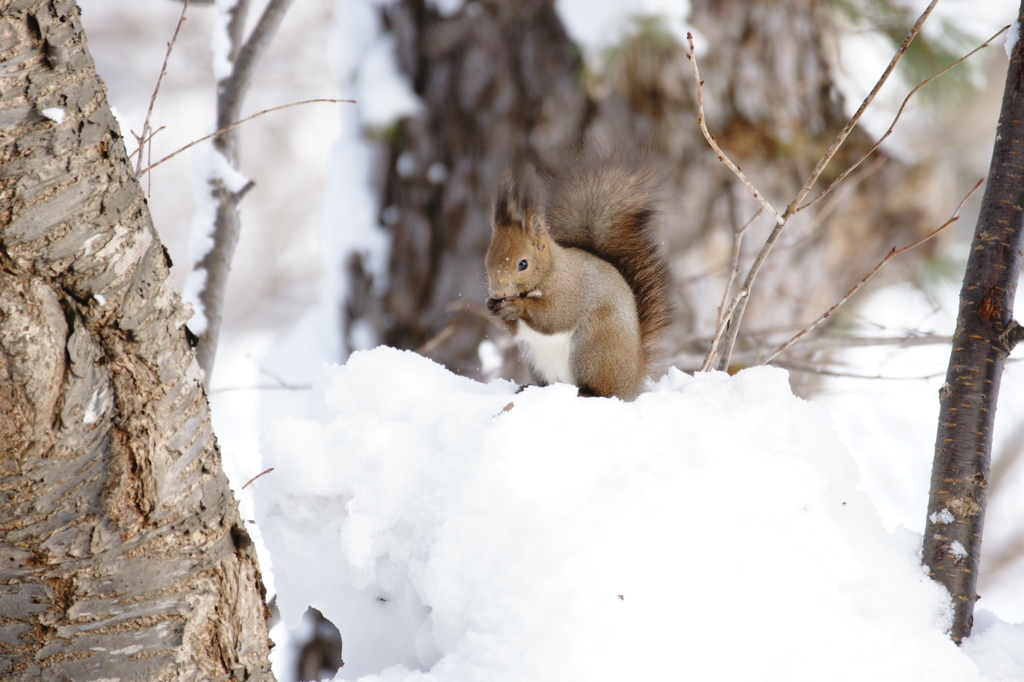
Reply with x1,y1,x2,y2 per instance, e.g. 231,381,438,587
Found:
485,155,671,400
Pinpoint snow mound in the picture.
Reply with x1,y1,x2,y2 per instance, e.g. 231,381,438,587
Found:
255,346,1017,681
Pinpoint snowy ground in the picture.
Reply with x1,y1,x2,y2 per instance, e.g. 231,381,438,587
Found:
73,0,1024,680
253,347,1024,681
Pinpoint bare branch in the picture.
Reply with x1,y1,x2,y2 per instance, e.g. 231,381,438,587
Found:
701,207,761,371
784,0,939,216
759,179,982,365
685,34,782,225
134,0,189,177
697,0,939,370
128,125,166,161
675,332,954,369
796,24,1009,214
216,0,294,161
189,0,302,380
418,323,458,356
772,359,945,381
139,98,354,176
210,384,313,393
241,468,276,490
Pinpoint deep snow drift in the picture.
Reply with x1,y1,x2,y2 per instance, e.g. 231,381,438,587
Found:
254,347,1024,681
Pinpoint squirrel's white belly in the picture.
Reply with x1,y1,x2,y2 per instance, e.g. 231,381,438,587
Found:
515,323,575,385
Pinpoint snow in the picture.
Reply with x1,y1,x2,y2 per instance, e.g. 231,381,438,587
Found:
182,140,251,335
83,388,105,425
40,107,65,124
1007,20,1020,58
556,0,693,62
255,347,1022,682
931,508,955,525
476,340,502,374
211,0,240,81
426,0,464,18
963,611,1024,680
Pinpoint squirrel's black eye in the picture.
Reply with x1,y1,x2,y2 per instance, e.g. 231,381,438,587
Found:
517,259,528,272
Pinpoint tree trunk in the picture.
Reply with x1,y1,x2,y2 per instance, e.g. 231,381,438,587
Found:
923,3,1024,644
351,0,946,389
0,0,275,678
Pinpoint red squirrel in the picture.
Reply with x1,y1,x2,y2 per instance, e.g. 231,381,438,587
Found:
485,156,671,400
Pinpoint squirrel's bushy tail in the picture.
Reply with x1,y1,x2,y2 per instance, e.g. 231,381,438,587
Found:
545,154,672,368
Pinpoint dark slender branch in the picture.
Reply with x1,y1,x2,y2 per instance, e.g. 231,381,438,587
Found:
924,7,1024,644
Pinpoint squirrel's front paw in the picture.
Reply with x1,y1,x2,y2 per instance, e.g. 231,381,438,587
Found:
487,297,521,322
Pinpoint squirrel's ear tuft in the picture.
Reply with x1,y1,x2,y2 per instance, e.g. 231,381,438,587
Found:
493,165,543,230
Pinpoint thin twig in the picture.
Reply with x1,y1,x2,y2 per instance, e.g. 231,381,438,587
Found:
417,323,457,355
674,331,954,368
759,178,983,365
784,0,939,217
135,0,189,177
796,24,1009,214
241,468,275,490
139,98,355,176
794,156,888,244
128,125,166,161
210,384,313,393
702,207,761,371
703,290,748,370
685,34,782,225
418,300,514,354
701,0,938,370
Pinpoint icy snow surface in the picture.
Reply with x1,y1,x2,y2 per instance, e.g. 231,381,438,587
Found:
255,347,1022,682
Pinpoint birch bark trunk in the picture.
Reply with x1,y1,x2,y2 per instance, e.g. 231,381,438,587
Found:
0,0,274,678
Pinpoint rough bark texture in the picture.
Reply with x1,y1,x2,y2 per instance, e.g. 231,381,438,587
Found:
349,0,945,389
923,4,1024,645
0,0,275,678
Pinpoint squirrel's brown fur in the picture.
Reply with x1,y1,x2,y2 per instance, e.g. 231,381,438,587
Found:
485,154,671,400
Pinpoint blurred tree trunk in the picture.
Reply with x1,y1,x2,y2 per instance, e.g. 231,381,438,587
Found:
0,1,274,679
346,0,945,388
923,5,1024,644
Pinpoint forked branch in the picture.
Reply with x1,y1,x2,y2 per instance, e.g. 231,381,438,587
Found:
759,179,983,365
796,25,1009,214
686,0,991,371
